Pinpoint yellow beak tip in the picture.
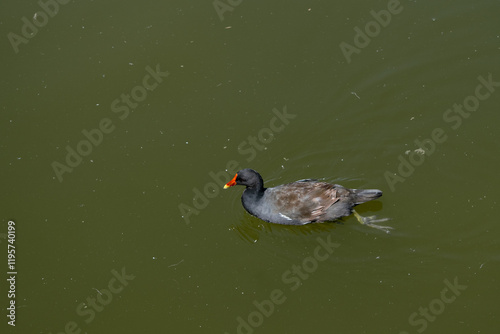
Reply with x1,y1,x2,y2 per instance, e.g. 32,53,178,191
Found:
223,185,229,189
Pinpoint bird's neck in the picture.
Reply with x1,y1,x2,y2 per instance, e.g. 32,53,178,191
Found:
243,185,266,201
241,186,266,215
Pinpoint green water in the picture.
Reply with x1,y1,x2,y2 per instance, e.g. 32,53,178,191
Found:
2,0,499,333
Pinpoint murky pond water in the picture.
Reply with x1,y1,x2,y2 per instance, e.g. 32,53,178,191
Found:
2,0,499,333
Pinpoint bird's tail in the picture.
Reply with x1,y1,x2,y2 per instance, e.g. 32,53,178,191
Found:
352,189,382,205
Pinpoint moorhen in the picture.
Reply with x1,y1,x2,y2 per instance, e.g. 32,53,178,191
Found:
224,168,391,231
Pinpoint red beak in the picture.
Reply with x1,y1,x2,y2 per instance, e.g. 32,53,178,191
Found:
224,173,238,189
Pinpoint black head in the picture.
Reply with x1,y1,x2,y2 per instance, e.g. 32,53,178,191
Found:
224,168,264,190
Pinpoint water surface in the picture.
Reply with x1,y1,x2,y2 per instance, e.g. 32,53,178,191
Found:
1,0,499,333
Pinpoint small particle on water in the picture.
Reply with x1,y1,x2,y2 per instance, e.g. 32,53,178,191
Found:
351,91,361,99
168,259,185,268
186,141,189,144
415,148,425,155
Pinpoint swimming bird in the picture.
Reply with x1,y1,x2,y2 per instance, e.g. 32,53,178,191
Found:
224,168,391,231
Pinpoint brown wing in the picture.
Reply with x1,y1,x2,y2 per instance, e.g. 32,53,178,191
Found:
266,181,343,223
